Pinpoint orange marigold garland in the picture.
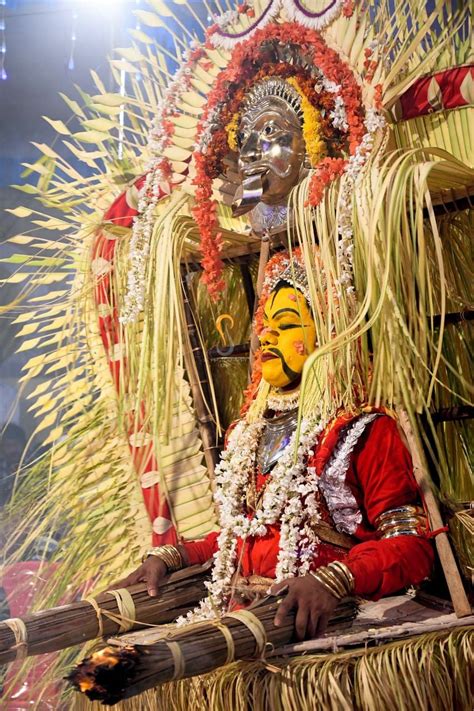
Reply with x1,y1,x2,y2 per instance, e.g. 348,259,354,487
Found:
307,157,346,206
191,154,225,301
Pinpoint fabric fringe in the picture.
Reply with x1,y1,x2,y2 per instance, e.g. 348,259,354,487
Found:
74,627,473,711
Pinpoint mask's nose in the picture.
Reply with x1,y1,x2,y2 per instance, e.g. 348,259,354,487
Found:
260,328,279,347
239,133,261,167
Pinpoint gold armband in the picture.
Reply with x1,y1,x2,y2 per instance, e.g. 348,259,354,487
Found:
310,561,355,600
375,505,429,539
142,545,183,572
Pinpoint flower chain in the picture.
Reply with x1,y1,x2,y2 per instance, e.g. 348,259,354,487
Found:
181,413,326,622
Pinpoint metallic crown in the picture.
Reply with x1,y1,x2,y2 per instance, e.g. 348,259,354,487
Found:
264,255,312,305
278,260,311,304
241,78,304,125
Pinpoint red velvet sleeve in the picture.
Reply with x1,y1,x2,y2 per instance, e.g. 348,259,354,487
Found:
344,416,434,599
182,531,219,566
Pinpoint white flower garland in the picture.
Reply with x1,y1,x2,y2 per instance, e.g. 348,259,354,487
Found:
335,108,387,297
180,414,326,623
119,44,201,325
266,387,301,412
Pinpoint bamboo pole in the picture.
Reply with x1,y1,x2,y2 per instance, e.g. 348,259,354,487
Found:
181,271,220,494
249,233,271,374
272,612,474,657
397,409,472,618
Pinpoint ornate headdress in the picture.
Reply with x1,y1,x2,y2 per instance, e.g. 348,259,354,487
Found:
263,253,312,306
239,77,304,125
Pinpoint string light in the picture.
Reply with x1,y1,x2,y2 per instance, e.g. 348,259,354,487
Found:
0,0,6,81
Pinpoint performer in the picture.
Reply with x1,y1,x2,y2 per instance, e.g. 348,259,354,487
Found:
116,252,434,640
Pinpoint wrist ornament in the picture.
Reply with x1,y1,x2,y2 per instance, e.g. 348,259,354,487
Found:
310,561,355,600
142,545,183,572
375,505,428,539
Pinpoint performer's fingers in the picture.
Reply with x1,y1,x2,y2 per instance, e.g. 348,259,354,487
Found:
270,580,290,596
108,572,141,590
294,603,310,641
316,613,330,636
146,568,162,597
307,607,320,639
273,591,295,627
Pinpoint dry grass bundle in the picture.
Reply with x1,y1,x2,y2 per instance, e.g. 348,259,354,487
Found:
0,565,209,665
74,626,473,711
68,597,357,704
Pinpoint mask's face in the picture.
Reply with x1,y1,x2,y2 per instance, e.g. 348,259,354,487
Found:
259,284,316,389
237,100,306,206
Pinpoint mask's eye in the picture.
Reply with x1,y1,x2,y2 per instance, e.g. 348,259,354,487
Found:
263,124,274,136
237,131,246,147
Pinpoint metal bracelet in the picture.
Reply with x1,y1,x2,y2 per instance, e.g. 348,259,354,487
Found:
311,569,346,599
381,528,423,540
142,545,183,571
375,505,425,526
329,561,355,594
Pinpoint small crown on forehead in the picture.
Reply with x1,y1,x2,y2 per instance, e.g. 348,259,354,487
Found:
242,78,303,125
264,255,311,305
279,261,311,303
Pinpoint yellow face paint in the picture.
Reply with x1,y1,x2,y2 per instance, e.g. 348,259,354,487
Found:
259,284,316,388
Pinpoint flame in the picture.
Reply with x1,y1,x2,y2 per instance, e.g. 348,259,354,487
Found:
89,647,120,669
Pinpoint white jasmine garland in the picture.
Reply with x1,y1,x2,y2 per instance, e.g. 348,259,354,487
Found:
266,387,301,412
120,54,199,324
335,107,387,296
179,414,327,623
177,409,373,627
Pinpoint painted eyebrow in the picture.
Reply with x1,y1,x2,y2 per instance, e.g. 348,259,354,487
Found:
272,308,300,318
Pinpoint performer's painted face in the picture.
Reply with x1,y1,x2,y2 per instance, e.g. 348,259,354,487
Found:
237,101,305,205
259,283,316,388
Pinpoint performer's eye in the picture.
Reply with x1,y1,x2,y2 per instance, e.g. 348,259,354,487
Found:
237,131,246,146
263,124,274,136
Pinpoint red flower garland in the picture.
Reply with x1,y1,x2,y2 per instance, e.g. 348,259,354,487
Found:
191,154,225,301
306,156,347,206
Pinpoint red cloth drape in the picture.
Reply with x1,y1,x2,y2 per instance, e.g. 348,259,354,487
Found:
184,415,434,599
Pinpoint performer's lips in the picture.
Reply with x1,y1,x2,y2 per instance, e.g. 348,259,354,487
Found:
261,351,278,362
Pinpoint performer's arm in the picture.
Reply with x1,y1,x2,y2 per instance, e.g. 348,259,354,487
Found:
181,531,219,566
112,531,219,596
344,415,434,599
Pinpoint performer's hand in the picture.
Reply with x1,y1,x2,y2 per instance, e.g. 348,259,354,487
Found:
271,575,339,641
110,556,167,597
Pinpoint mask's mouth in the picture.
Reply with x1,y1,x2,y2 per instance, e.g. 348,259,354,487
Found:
232,171,265,216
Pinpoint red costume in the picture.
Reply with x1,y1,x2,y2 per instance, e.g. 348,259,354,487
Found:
183,413,434,599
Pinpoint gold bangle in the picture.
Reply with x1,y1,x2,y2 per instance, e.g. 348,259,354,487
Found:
321,569,347,598
375,505,425,526
142,545,183,572
329,561,355,594
381,528,422,540
313,563,354,599
310,569,345,600
310,571,341,599
378,516,423,531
